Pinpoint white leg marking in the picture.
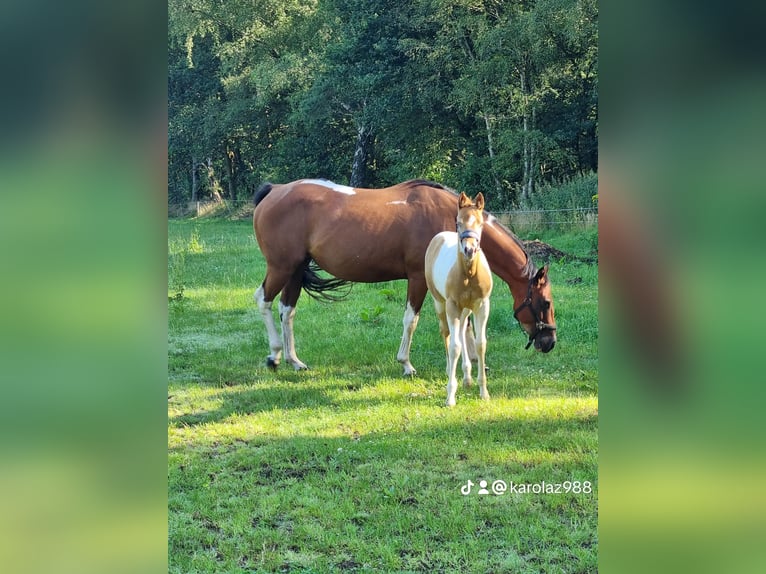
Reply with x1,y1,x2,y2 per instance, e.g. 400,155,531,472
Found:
397,302,420,376
474,298,491,400
279,302,308,371
255,286,282,366
445,304,463,407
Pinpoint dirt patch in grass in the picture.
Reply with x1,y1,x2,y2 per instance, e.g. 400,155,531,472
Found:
522,239,596,264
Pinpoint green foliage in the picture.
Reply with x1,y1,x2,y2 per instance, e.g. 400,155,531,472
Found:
525,171,599,211
359,305,385,324
168,220,598,572
168,0,597,206
378,287,397,301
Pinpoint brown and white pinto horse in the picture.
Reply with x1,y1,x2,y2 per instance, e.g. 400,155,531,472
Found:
252,178,556,374
425,192,493,406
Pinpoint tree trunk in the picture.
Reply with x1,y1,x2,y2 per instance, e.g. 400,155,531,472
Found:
207,157,223,202
481,113,503,198
191,156,198,202
528,107,536,197
350,124,372,188
224,147,235,200
520,70,531,202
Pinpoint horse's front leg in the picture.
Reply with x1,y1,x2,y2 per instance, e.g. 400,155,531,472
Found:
473,298,491,400
445,306,463,407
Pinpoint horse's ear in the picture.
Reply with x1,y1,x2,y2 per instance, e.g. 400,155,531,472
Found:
535,265,549,285
458,192,471,208
475,193,485,211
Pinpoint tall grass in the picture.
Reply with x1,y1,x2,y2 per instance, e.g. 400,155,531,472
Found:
168,219,598,573
524,172,598,212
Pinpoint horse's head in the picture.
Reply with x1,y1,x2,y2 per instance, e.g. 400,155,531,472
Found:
456,192,485,261
513,265,557,352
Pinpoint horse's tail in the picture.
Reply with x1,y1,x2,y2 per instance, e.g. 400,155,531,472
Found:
302,260,352,302
254,182,273,206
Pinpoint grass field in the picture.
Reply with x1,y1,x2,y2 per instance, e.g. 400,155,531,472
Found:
168,219,598,573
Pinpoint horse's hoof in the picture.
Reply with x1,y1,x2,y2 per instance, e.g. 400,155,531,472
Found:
400,363,417,377
266,357,280,370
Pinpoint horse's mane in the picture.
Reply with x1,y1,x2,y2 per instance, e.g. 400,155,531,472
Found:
409,179,536,278
487,216,537,278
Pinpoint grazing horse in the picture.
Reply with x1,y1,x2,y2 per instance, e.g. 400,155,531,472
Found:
425,192,493,406
252,179,556,374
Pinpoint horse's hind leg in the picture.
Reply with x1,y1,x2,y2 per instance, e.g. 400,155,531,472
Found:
464,317,479,364
278,267,309,371
255,276,286,369
397,278,427,376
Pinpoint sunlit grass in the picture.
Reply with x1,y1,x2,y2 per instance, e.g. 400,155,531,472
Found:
168,219,598,573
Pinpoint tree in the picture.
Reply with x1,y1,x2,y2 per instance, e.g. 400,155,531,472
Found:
167,0,598,207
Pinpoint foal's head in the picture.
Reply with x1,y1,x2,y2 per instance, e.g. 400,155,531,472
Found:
456,192,486,262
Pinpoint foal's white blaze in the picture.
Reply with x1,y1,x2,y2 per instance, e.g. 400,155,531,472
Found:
430,232,459,298
301,178,356,195
386,200,407,205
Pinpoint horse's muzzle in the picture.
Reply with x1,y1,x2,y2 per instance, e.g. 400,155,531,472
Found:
534,331,556,353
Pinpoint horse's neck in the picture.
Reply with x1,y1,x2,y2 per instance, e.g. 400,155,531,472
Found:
481,220,533,299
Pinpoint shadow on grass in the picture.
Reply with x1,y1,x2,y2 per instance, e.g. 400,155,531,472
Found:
169,373,393,428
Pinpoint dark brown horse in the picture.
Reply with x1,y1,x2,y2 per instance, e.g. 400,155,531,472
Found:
253,178,556,374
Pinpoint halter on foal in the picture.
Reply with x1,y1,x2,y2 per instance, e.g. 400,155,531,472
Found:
425,193,493,407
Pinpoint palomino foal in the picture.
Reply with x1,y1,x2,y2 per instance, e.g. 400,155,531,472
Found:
425,192,493,407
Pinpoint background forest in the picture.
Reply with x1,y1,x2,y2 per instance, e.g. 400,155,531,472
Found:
168,0,597,211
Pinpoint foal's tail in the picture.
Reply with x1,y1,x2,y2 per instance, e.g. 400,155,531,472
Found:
254,182,273,206
302,261,352,302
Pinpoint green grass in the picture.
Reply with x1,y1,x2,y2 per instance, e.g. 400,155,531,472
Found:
169,219,598,573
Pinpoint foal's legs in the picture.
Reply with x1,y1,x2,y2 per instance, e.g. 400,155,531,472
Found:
473,298,491,400
459,318,473,389
446,302,472,407
464,319,479,364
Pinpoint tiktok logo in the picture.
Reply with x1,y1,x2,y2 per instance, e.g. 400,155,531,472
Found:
461,479,507,496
